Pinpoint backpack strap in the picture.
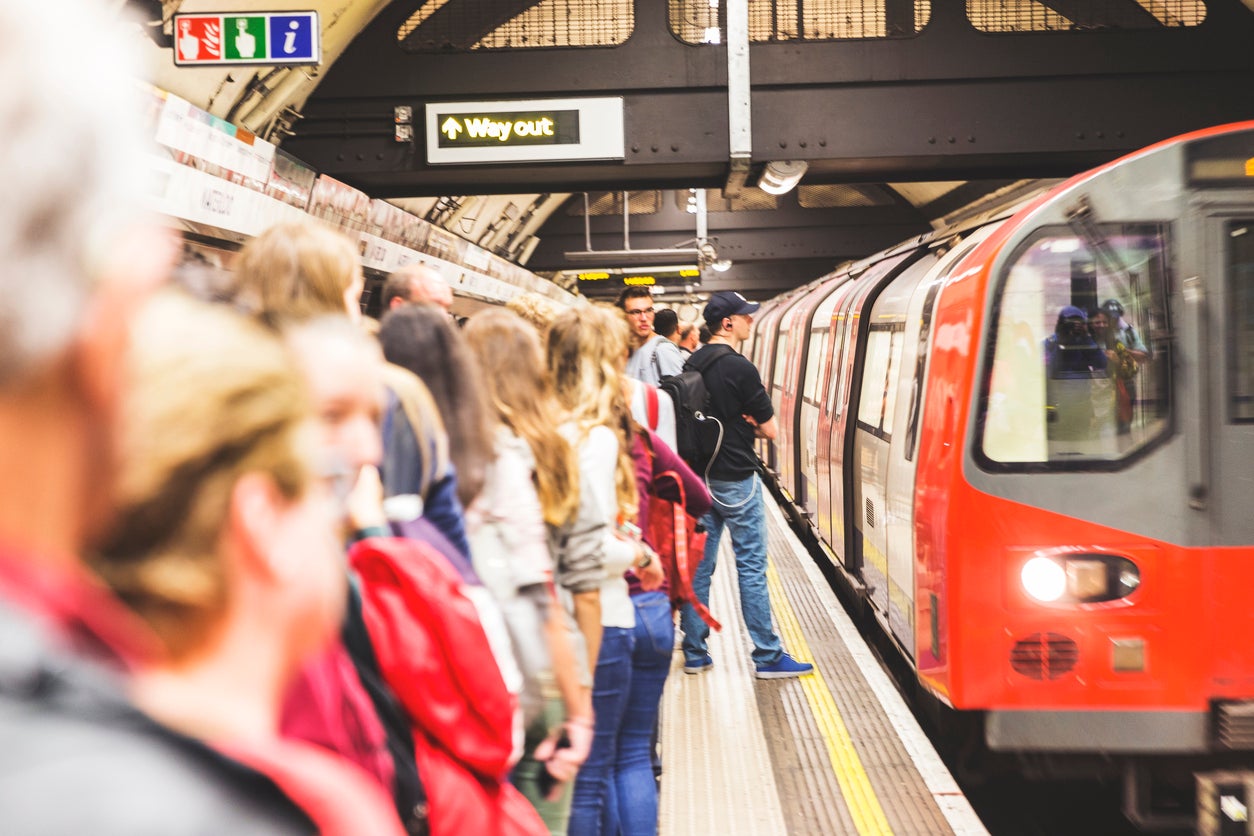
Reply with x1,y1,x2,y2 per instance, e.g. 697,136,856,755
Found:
644,384,659,431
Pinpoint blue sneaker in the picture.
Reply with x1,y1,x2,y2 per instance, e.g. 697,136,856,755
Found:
754,653,814,680
683,654,713,675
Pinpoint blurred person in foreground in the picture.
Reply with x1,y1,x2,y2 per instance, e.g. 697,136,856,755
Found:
0,1,312,831
93,292,404,836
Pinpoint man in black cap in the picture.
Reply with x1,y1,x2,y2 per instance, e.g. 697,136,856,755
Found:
679,292,814,680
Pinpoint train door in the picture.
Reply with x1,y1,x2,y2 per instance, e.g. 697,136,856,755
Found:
776,298,809,501
779,279,841,503
800,279,851,522
815,276,858,554
750,300,783,465
826,252,913,575
764,292,806,474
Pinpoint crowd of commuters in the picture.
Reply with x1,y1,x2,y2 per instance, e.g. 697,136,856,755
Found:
0,4,814,834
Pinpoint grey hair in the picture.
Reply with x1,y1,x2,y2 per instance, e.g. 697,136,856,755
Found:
0,1,151,386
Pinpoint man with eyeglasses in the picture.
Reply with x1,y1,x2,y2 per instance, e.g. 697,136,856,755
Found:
617,287,685,386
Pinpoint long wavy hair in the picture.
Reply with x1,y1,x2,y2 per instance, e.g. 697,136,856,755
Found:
546,303,637,519
378,303,493,507
464,308,579,527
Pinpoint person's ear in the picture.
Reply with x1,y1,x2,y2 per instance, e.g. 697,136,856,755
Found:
228,472,299,583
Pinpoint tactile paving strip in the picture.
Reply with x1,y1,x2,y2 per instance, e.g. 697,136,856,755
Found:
762,501,987,836
659,493,987,835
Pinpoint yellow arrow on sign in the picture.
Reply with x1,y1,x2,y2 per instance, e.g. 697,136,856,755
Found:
441,117,463,140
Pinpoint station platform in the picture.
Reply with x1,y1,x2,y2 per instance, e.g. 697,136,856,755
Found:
659,494,988,836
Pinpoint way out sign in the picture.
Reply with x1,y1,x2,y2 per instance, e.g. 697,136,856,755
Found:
173,12,320,66
426,98,625,165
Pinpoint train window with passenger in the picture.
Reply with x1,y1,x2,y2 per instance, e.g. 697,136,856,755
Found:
980,225,1170,466
1229,221,1254,422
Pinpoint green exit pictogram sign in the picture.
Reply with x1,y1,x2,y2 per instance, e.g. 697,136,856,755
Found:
173,12,320,66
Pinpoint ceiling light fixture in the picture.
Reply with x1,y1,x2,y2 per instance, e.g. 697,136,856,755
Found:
756,160,808,195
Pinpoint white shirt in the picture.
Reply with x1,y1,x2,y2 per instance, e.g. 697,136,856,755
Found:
627,335,686,385
558,424,636,630
626,378,677,451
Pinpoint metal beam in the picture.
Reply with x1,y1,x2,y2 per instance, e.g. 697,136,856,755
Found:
288,67,1254,196
1034,0,1165,29
399,0,547,51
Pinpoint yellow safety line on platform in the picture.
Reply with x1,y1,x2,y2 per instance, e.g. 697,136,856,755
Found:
765,560,894,836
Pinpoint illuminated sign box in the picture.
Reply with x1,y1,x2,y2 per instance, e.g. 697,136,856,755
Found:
173,11,320,66
426,98,624,165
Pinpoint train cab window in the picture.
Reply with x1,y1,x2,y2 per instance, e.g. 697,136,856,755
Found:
1229,222,1254,422
980,225,1170,466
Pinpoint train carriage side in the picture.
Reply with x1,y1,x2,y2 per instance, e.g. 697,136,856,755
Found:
814,252,913,574
848,226,1004,656
797,277,855,523
913,122,1254,805
756,288,808,474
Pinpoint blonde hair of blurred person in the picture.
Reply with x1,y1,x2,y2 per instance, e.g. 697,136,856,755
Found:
506,290,564,335
0,3,319,833
231,218,365,327
94,292,403,836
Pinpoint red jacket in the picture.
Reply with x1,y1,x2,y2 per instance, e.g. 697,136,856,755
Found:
349,537,545,836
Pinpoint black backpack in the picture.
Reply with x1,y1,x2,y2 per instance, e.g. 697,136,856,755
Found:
659,345,735,472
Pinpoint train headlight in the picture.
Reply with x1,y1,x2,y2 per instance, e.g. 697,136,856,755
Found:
1020,553,1141,604
1022,557,1066,602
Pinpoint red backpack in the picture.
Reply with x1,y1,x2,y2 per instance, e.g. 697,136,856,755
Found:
640,396,721,631
348,536,546,836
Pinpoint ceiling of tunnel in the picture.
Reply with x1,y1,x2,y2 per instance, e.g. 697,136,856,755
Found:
129,0,1254,301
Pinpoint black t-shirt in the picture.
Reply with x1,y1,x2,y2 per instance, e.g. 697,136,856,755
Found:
691,344,774,481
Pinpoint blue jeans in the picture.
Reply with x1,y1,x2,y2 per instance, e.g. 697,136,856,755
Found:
614,592,673,836
680,474,782,667
569,626,634,836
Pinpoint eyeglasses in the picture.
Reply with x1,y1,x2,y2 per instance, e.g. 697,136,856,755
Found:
625,308,655,318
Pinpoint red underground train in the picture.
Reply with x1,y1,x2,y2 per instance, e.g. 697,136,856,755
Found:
748,122,1254,826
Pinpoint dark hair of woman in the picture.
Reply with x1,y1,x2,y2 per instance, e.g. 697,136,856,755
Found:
378,303,493,507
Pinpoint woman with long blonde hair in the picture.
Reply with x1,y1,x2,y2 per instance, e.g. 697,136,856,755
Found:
464,308,590,825
545,304,663,836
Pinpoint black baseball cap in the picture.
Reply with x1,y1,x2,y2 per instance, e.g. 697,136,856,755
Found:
703,291,760,327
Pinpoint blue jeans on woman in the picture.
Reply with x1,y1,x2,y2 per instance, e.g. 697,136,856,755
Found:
680,473,783,667
569,625,634,836
614,591,673,835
